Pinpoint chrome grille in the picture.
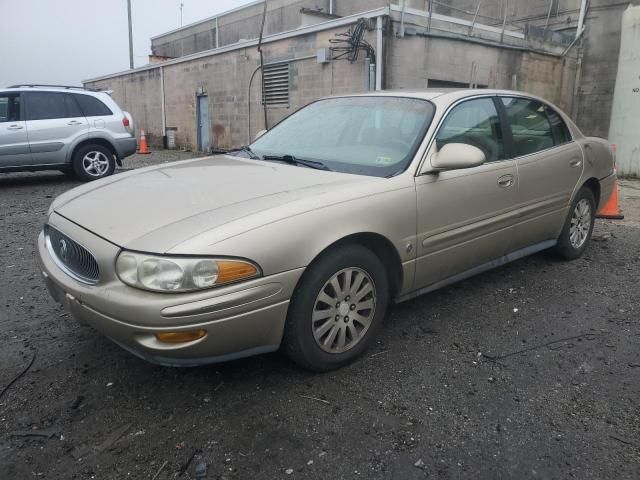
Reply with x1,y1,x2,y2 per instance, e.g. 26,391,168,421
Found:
45,225,99,284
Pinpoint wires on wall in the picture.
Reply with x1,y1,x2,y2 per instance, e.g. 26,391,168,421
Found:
329,18,375,62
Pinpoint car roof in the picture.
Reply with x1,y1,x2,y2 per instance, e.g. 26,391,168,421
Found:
1,85,107,95
337,88,545,102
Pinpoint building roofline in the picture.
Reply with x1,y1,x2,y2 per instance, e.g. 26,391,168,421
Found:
84,6,390,84
150,0,264,41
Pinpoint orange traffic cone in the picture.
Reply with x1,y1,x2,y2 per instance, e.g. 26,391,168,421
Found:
137,129,151,155
596,177,624,220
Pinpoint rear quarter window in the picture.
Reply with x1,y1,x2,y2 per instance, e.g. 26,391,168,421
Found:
0,94,20,122
74,94,113,117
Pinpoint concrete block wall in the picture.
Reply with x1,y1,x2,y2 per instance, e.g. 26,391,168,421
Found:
386,34,576,113
87,69,163,146
573,1,629,138
89,23,372,151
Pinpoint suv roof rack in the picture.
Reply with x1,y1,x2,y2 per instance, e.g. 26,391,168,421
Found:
7,84,101,92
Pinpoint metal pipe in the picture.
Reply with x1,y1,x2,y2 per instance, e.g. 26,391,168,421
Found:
469,0,482,36
500,0,508,43
127,0,134,69
428,0,433,32
576,0,588,39
375,16,383,90
329,0,335,16
247,56,316,144
399,0,406,37
544,0,553,29
562,25,585,56
257,1,268,131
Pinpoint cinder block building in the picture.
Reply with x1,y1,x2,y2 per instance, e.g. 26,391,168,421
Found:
83,0,635,156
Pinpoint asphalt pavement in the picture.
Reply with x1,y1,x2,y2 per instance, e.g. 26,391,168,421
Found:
0,152,638,479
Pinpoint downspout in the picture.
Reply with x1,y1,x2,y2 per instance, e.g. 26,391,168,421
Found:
329,0,335,15
160,66,166,137
562,26,585,56
215,17,219,48
376,16,383,90
576,0,588,39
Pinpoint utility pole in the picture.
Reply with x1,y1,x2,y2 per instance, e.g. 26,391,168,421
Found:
127,0,134,69
180,3,184,26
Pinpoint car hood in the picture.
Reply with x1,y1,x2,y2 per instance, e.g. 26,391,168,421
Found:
54,155,379,253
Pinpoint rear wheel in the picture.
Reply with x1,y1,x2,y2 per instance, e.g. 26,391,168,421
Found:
552,186,596,260
72,144,115,181
282,244,389,371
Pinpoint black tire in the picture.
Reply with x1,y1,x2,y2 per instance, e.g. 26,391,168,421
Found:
282,244,389,372
552,186,596,260
72,144,116,181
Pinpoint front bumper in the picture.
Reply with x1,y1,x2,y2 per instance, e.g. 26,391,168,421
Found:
37,213,303,366
113,137,137,160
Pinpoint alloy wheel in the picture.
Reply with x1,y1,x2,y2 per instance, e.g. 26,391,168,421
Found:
311,267,376,354
569,198,592,248
82,151,110,177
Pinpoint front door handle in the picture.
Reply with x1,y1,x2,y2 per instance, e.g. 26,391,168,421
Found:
497,174,515,188
67,120,83,125
7,124,23,130
569,158,582,168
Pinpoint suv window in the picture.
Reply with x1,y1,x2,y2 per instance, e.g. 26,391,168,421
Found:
25,92,81,121
436,98,504,162
501,97,570,156
73,94,113,117
65,94,83,117
0,93,21,122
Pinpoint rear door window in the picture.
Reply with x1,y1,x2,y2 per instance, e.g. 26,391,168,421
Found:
73,94,113,117
25,92,71,121
501,97,571,156
435,97,505,162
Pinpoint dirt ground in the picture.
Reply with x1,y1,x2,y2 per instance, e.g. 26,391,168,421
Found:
1,152,639,479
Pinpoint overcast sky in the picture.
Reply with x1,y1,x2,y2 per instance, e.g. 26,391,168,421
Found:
0,0,256,87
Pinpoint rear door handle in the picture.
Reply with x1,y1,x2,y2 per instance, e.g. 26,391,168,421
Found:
67,120,83,125
7,124,23,130
497,174,515,188
569,158,582,168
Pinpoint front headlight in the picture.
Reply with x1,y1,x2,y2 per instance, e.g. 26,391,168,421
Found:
115,251,260,292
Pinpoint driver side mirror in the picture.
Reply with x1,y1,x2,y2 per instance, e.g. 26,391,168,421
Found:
429,143,486,171
254,129,267,141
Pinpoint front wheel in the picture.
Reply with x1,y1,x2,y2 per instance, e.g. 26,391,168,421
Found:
552,186,596,260
72,144,116,181
282,244,389,371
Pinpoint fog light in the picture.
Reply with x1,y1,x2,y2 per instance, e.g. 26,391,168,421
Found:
155,330,207,343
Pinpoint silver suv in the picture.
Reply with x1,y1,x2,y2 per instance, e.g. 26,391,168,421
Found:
0,85,136,181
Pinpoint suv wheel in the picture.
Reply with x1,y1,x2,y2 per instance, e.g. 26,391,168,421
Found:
72,144,116,181
282,244,389,371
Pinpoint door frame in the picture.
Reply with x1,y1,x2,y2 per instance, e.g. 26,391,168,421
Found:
196,93,209,152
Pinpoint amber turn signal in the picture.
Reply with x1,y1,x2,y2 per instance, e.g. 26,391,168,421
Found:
216,261,259,284
155,330,207,344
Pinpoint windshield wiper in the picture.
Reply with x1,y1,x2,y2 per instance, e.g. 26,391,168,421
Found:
227,145,260,160
262,154,331,171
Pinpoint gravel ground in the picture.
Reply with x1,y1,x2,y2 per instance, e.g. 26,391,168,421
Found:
0,152,639,479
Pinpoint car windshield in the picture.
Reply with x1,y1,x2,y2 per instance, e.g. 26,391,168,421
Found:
250,96,435,177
